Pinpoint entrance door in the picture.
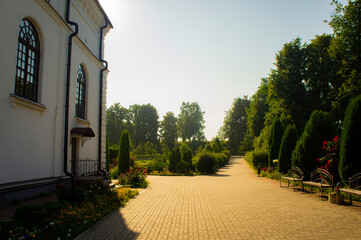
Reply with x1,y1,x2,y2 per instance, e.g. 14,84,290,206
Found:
71,137,77,175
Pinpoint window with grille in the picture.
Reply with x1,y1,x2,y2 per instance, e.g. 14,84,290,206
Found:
15,19,40,102
76,65,86,119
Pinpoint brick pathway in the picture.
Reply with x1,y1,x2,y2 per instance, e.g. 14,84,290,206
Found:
76,157,361,240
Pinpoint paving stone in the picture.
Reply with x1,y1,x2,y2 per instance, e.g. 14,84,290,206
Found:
76,157,361,240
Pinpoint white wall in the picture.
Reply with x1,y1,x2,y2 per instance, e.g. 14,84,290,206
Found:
0,0,109,184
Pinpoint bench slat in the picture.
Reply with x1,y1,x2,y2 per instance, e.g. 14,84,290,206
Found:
303,181,332,188
281,177,301,181
339,188,361,196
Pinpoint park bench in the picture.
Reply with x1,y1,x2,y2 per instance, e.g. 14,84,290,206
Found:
337,173,361,205
303,168,333,200
280,166,303,191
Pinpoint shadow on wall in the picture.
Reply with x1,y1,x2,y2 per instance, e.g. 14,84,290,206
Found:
75,210,138,240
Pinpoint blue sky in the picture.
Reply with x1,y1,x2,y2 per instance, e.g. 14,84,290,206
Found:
99,0,338,140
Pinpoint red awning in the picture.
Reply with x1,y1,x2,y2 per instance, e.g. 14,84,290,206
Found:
71,127,95,137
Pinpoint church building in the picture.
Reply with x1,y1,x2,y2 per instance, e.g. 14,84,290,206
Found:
0,0,112,203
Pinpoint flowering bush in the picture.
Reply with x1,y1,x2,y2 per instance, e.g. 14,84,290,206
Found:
0,183,138,240
118,168,149,188
318,136,340,178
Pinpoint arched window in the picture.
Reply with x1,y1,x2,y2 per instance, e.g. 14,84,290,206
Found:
15,19,40,102
76,65,86,119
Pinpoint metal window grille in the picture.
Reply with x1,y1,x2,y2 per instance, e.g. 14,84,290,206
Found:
15,19,40,102
76,65,86,119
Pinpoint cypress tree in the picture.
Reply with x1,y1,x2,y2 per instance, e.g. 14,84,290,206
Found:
268,117,284,167
278,124,298,173
169,146,181,172
339,95,361,182
118,130,130,174
291,110,335,177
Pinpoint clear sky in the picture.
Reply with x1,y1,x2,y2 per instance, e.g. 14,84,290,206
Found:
98,0,337,140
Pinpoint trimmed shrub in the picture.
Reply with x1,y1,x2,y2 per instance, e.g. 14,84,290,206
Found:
291,110,335,177
182,149,193,171
215,153,228,168
339,95,361,182
147,155,167,172
176,160,188,173
196,152,216,174
252,150,268,168
278,124,298,173
268,117,284,167
169,146,181,172
118,130,130,173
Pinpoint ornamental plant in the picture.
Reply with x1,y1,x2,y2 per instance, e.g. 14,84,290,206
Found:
118,130,130,174
118,168,149,188
339,95,361,182
318,136,340,180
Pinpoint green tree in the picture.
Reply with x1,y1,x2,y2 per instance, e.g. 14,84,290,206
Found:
268,117,284,167
278,124,298,173
246,78,269,137
160,112,178,151
130,104,159,147
177,102,205,142
304,34,340,115
106,135,110,172
106,103,131,145
220,96,250,154
266,38,307,131
328,0,361,119
339,95,361,181
118,130,130,174
169,146,181,172
291,110,336,177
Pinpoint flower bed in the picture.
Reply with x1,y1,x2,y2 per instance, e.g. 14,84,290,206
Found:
0,182,138,240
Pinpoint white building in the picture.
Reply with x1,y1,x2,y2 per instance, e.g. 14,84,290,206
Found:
0,0,112,203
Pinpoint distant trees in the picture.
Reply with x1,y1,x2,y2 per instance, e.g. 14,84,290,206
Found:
177,102,205,142
220,96,250,154
160,112,178,151
268,117,284,167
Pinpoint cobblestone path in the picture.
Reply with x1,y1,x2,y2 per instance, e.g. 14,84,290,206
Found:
76,157,361,240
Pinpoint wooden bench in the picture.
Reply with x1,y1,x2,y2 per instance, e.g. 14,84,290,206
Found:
337,173,361,205
302,168,333,200
280,166,303,191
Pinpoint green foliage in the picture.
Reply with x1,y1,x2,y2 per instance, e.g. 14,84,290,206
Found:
178,102,206,142
106,103,131,145
250,150,268,168
339,95,361,181
212,137,222,153
118,130,130,174
169,146,181,172
176,160,188,173
109,166,118,180
106,136,110,172
130,104,159,147
196,151,216,174
160,112,178,151
182,148,193,171
146,155,168,172
278,124,298,173
291,110,336,177
238,132,254,155
220,96,250,154
246,78,269,137
268,117,284,167
119,168,149,188
266,38,307,131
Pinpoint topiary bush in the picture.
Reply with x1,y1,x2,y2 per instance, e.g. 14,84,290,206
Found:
291,110,336,178
252,149,268,168
182,149,193,171
176,160,188,173
169,146,181,172
278,124,298,173
268,117,284,167
339,95,361,182
118,130,130,174
196,151,216,174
